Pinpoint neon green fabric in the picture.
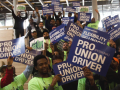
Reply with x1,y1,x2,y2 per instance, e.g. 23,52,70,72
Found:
109,70,118,90
107,42,110,46
63,51,67,61
77,78,86,90
0,73,27,90
95,80,102,90
44,39,52,53
87,20,100,29
49,57,53,69
28,75,63,90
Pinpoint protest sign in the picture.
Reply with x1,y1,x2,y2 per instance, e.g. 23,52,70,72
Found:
79,6,89,13
42,5,54,15
101,16,111,28
62,17,74,26
78,12,91,22
66,6,76,13
67,36,115,76
72,1,80,7
65,21,83,39
98,27,106,32
81,26,109,45
0,37,25,59
54,5,63,12
30,37,44,51
108,25,120,41
49,24,65,44
14,48,41,65
53,61,84,85
51,0,60,5
103,15,120,29
16,5,26,11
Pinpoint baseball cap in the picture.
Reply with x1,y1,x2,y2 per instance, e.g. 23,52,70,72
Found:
31,29,36,33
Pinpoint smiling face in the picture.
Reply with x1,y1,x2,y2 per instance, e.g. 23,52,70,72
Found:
35,58,49,75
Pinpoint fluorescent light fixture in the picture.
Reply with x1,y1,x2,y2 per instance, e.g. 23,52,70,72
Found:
66,0,69,6
111,0,113,3
25,0,34,10
0,1,11,12
39,0,44,6
82,0,84,6
6,0,13,6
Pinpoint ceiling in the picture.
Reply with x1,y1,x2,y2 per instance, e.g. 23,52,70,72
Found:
0,0,120,19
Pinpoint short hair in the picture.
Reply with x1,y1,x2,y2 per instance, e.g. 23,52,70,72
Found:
68,12,72,15
34,55,47,67
52,55,63,63
51,18,55,21
39,22,43,24
63,41,68,44
43,30,49,35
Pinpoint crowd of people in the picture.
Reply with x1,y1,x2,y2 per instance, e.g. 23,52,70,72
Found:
0,5,120,90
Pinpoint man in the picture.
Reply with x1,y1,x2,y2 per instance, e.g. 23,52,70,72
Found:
68,12,72,17
52,55,98,90
38,22,48,37
0,56,33,90
28,55,63,90
45,15,56,31
31,7,40,24
26,18,40,39
12,6,27,38
29,29,38,44
61,41,69,61
0,56,13,88
87,9,100,29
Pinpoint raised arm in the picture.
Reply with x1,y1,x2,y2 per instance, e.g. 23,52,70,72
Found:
35,7,40,24
95,9,100,21
12,6,17,19
0,56,14,88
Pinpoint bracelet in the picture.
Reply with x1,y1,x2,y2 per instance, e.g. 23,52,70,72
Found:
7,65,12,67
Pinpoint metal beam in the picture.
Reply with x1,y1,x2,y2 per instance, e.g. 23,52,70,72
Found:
6,0,13,5
82,0,84,6
66,0,69,6
0,1,11,12
39,0,44,6
25,0,34,10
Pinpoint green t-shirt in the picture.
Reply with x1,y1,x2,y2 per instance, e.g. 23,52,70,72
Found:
87,20,100,30
77,78,86,90
63,51,67,61
0,73,27,90
28,75,63,90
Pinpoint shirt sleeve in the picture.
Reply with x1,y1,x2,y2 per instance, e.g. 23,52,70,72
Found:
0,68,13,88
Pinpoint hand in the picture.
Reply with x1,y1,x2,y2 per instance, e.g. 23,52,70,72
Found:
51,74,62,87
26,46,32,51
95,9,99,13
45,43,48,51
68,41,72,47
7,56,14,66
35,7,39,13
82,66,94,85
12,6,14,9
82,66,93,80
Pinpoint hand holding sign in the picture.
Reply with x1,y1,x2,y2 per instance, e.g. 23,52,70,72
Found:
7,56,14,69
95,9,99,13
51,74,62,87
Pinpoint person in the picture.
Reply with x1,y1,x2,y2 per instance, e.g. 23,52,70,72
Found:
0,56,13,88
61,41,69,61
68,12,72,17
38,22,48,37
87,9,100,29
45,15,56,31
29,29,38,44
30,7,40,24
0,56,33,90
56,19,61,27
28,55,63,90
12,6,27,38
26,18,40,39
